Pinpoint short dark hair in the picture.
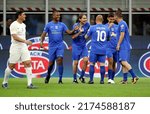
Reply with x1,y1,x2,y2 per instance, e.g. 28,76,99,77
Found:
52,10,59,15
115,9,122,18
108,12,114,17
16,10,24,19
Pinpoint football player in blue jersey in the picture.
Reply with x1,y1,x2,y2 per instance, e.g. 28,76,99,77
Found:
71,14,90,83
40,10,78,84
115,9,139,84
85,15,110,84
105,12,118,84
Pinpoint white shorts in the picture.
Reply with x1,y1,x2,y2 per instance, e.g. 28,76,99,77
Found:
9,44,31,64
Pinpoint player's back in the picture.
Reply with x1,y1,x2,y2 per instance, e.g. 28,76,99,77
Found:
90,24,109,55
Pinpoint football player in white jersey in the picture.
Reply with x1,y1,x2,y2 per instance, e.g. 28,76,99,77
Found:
2,10,36,89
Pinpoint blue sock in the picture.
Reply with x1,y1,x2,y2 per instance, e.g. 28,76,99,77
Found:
123,73,128,81
100,66,105,82
47,64,54,76
112,71,115,80
128,69,136,78
58,65,63,81
73,74,77,80
89,65,94,82
80,70,85,78
108,69,113,79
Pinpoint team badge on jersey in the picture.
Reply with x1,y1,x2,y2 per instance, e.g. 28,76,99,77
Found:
139,52,150,77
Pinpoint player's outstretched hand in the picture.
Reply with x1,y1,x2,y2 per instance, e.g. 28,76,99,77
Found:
25,40,32,45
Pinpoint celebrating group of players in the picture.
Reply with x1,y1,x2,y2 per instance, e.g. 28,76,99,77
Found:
2,9,139,89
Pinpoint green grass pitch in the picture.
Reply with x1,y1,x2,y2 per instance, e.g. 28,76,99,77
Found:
0,77,150,97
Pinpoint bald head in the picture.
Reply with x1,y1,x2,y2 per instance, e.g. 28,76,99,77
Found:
96,15,103,24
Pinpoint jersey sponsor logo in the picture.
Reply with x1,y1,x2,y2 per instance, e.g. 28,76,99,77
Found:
138,52,150,77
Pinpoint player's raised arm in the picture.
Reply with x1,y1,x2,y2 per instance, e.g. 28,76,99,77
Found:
72,26,83,39
66,26,79,35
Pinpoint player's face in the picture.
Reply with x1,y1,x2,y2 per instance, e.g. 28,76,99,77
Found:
108,17,115,23
114,15,119,23
19,13,26,22
53,12,60,22
79,15,87,24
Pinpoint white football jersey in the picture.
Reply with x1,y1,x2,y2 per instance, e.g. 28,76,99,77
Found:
10,21,26,46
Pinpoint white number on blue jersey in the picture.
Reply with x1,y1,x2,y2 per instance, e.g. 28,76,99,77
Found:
96,30,106,42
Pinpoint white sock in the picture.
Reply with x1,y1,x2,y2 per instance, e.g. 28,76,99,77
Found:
3,67,12,84
25,67,32,86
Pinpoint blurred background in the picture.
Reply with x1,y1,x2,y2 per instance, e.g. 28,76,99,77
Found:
0,0,149,78
0,0,150,36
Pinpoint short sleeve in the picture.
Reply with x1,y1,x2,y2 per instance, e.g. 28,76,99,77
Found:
86,26,92,37
43,24,49,33
10,23,17,34
120,23,125,32
62,23,68,32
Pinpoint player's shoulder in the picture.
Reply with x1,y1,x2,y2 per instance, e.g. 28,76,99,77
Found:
85,22,90,26
59,22,66,25
10,21,17,28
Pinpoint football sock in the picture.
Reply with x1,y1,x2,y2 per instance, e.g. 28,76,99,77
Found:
25,67,32,86
80,70,85,78
100,66,105,82
58,65,63,81
89,65,94,82
108,69,113,80
3,67,12,84
73,74,77,80
112,71,115,80
123,73,128,81
128,69,136,78
47,64,54,77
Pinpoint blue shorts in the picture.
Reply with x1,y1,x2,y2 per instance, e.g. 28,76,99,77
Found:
89,52,106,63
48,45,64,62
118,49,130,62
106,48,118,62
72,45,88,60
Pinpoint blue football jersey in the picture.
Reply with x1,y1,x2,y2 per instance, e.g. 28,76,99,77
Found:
72,22,90,47
43,21,68,47
117,20,130,50
86,24,110,55
105,23,118,49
